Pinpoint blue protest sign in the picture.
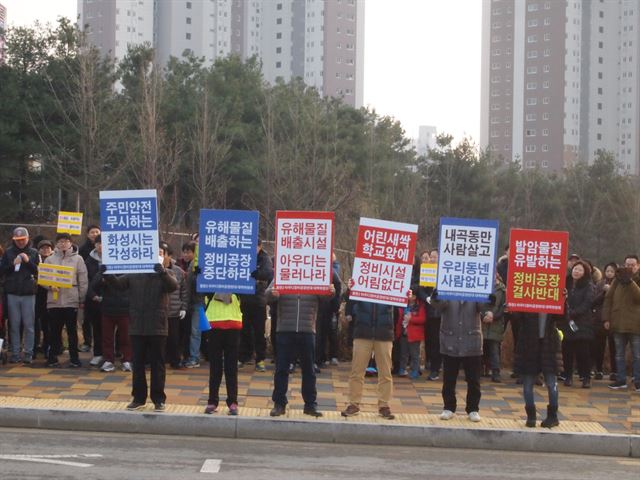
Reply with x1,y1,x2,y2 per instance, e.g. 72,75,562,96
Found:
99,189,159,274
197,209,259,293
435,217,499,302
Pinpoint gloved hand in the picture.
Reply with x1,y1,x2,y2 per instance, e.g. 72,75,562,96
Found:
179,310,187,320
99,264,108,274
154,263,166,274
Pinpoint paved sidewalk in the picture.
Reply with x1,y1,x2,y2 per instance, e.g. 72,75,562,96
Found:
1,353,638,436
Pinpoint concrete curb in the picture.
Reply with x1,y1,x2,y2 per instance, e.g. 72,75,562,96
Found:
0,406,638,458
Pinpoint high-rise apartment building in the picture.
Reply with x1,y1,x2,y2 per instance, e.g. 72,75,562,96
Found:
78,0,364,107
480,0,640,173
0,3,7,65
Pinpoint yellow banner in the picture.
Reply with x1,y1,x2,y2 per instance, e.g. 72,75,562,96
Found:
419,263,437,287
57,211,84,235
37,264,74,289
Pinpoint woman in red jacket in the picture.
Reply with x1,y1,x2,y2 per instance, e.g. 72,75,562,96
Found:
396,294,426,379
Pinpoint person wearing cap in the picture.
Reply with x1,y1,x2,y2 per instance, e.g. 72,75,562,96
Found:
0,227,40,364
34,239,54,358
45,233,89,368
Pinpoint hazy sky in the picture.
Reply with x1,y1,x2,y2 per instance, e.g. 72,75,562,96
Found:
2,0,482,142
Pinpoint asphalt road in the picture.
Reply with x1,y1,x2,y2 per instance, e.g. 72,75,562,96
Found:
0,427,638,480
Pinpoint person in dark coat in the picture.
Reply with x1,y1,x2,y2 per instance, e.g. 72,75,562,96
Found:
78,225,101,352
104,252,178,411
560,260,595,388
513,311,563,428
84,235,104,366
591,262,617,380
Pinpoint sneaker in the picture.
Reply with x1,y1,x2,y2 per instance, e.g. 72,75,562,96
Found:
427,371,440,381
303,405,323,417
79,344,91,353
255,361,266,372
126,401,145,411
100,361,116,372
330,357,339,366
468,411,482,422
594,371,604,380
204,404,218,414
313,364,321,374
22,356,32,365
439,410,455,420
557,373,567,382
270,404,286,417
46,360,60,368
89,356,103,366
228,403,238,416
288,363,295,374
608,380,628,390
378,406,395,420
409,370,420,380
154,402,166,412
397,369,408,377
365,366,377,376
9,356,21,364
341,404,360,417
121,361,132,372
237,361,245,368
184,360,200,368
69,360,82,368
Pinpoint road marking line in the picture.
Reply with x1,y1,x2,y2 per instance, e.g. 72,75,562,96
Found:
200,459,222,473
0,456,93,468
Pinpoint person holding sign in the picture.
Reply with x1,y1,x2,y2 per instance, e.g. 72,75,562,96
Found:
45,233,88,368
267,281,335,418
431,293,491,423
102,248,178,412
0,227,39,364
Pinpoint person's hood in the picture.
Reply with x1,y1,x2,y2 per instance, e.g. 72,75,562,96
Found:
53,247,78,259
90,248,102,263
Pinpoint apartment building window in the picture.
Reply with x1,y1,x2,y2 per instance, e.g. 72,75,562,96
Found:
526,113,537,121
277,18,282,24
186,33,191,40
525,145,536,152
527,66,538,74
276,47,281,53
597,133,602,140
542,145,549,152
528,3,538,12
491,76,501,83
276,61,281,68
543,65,550,73
277,3,282,9
544,2,551,9
491,130,500,138
542,160,549,168
186,1,192,8
544,33,551,41
527,50,538,58
526,98,537,105
492,49,501,56
542,97,550,104
599,26,603,33
598,57,603,64
276,32,282,39
492,63,501,70
491,104,500,111
527,35,537,43
527,82,537,90
597,87,603,94
544,17,551,25
542,129,549,136
543,113,549,120
528,19,538,27
186,17,191,24
526,129,536,137
597,102,602,110
599,11,604,18
597,118,602,125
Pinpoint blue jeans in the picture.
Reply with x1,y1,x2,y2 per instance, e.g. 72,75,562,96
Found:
613,333,640,383
522,372,558,408
188,307,202,362
272,332,317,407
7,294,35,359
483,339,501,371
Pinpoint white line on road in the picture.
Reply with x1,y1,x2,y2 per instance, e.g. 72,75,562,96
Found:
0,454,103,468
200,459,222,473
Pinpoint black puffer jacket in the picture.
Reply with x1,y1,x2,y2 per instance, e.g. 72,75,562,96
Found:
266,282,322,334
352,301,395,341
166,260,187,317
561,279,595,341
514,312,563,375
107,270,178,336
0,243,39,296
89,272,130,316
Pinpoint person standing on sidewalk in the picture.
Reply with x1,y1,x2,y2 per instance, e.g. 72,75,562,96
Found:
238,240,273,372
0,227,39,364
203,293,243,416
432,293,489,423
341,299,398,420
603,255,640,391
45,233,88,368
104,249,178,411
84,235,104,367
160,242,187,370
513,311,563,428
267,281,334,418
184,241,204,368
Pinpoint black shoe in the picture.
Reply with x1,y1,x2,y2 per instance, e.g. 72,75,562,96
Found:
46,359,60,367
378,406,395,420
608,380,627,390
582,378,591,389
540,404,559,428
154,402,166,412
563,378,572,387
594,372,603,380
126,401,145,411
303,405,323,417
270,404,286,417
69,360,82,368
313,364,321,374
525,406,537,428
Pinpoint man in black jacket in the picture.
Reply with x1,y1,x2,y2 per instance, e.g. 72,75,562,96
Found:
104,253,178,412
0,227,39,364
238,240,273,372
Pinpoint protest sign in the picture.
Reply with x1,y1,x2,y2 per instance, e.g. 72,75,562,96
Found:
274,211,334,295
56,211,83,235
37,264,74,289
99,189,159,274
419,263,437,287
196,209,259,294
506,228,569,314
350,217,418,307
436,217,499,301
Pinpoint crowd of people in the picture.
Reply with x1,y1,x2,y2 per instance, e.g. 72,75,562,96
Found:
0,225,638,428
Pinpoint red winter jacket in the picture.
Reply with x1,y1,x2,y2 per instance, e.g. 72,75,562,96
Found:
395,300,427,343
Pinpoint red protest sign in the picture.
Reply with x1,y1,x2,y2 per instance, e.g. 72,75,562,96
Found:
274,211,334,295
350,217,418,307
506,228,569,314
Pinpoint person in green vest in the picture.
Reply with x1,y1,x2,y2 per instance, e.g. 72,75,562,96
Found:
203,293,243,415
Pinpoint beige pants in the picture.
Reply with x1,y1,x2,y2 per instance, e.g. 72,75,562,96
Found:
348,339,393,408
